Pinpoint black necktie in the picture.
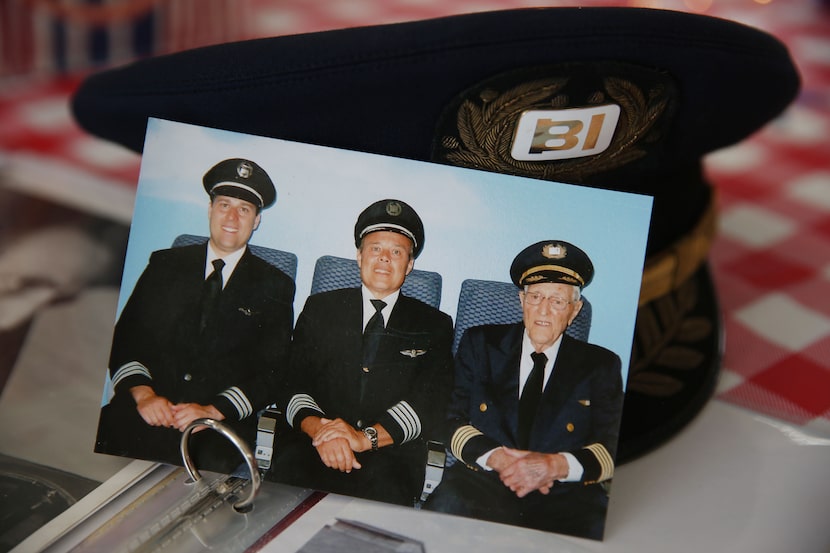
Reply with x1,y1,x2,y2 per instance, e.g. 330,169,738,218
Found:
362,299,386,367
200,258,225,332
518,351,547,449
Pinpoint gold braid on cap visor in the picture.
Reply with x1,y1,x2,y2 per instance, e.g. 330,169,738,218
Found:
639,192,718,306
520,265,585,287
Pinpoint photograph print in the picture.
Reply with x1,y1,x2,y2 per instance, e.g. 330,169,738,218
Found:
94,118,653,540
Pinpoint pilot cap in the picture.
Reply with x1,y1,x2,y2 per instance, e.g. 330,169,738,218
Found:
511,241,595,290
71,8,799,464
354,199,425,258
202,158,276,209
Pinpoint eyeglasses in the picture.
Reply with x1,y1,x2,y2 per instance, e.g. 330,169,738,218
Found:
522,291,576,311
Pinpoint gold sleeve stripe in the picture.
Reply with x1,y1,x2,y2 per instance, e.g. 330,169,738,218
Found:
111,361,151,389
219,386,253,419
286,394,323,427
585,443,615,482
450,425,483,460
387,400,421,443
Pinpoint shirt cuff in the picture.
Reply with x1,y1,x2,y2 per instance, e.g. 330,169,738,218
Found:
559,451,584,482
476,447,498,471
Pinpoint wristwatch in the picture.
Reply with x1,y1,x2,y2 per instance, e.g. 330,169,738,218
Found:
362,426,378,451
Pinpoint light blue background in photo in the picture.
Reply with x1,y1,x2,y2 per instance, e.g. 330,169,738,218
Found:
113,118,653,395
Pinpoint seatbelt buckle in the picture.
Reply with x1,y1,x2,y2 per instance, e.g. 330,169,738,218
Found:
255,407,281,471
419,440,447,503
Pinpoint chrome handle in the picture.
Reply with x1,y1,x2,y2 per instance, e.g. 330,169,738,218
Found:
180,418,261,512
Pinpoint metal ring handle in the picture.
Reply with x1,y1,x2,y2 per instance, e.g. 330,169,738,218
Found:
180,418,262,512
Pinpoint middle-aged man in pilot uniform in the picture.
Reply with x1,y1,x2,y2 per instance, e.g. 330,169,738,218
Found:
270,198,454,506
95,158,295,473
426,240,623,539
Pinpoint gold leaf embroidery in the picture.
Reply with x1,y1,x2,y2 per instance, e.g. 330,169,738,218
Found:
628,278,713,397
439,75,669,183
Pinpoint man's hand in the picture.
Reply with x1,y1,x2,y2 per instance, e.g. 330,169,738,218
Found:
131,385,174,427
312,418,368,452
170,403,224,432
485,447,527,473
489,447,570,498
300,416,363,473
315,437,363,473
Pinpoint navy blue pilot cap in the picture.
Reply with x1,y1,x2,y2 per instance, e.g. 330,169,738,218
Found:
354,199,425,259
202,158,276,209
511,241,595,290
71,8,800,463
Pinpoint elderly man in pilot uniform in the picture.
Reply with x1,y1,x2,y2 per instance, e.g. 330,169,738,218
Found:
270,199,454,506
96,158,295,473
426,240,623,540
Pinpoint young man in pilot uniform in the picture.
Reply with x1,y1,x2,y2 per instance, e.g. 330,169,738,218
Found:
96,158,295,472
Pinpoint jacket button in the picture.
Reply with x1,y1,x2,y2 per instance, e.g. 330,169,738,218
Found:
566,423,574,432
362,367,370,373
479,403,487,412
183,373,192,381
356,420,364,429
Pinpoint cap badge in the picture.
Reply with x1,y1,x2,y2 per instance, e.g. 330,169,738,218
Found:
385,201,403,217
512,104,620,162
236,161,253,179
435,63,673,183
543,243,566,259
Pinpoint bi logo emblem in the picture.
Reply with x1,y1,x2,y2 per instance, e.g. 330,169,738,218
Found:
511,105,621,161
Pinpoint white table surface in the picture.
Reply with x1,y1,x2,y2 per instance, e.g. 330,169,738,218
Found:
262,399,830,553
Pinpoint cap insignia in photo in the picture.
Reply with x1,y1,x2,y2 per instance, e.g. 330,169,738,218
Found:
202,157,276,210
354,199,425,258
72,7,800,462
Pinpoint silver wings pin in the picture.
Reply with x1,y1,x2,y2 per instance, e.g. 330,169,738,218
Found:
400,349,427,358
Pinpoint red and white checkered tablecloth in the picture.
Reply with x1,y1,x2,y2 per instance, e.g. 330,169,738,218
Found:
1,0,829,436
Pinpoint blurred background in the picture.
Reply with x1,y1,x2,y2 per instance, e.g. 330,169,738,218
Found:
0,1,828,551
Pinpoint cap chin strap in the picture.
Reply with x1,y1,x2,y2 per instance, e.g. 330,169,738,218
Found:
639,192,717,306
359,223,417,249
211,181,264,207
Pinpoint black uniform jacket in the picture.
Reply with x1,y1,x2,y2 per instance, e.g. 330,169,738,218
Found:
107,243,295,421
448,323,623,484
284,287,454,472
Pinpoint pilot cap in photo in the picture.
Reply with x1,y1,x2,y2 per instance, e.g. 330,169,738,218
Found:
71,7,800,463
511,241,595,290
354,199,425,259
202,157,276,210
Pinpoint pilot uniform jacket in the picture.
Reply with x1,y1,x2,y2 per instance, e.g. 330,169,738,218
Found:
274,287,454,505
427,322,623,538
96,243,295,470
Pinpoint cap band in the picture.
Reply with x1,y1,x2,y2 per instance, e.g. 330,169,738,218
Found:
520,264,585,287
210,181,264,206
639,192,717,306
359,223,418,249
